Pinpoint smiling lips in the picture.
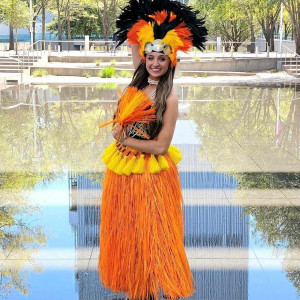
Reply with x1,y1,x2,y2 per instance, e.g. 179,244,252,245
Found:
151,68,161,72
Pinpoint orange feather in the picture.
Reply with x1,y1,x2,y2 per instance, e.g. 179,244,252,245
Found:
98,87,156,139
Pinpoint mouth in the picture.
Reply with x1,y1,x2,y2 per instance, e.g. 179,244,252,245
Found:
151,68,161,72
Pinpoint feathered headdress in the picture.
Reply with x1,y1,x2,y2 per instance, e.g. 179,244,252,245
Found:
114,0,207,66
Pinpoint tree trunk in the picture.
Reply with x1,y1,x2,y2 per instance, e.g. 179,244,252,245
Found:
295,30,300,55
33,16,37,46
258,3,281,52
250,22,256,53
66,0,71,50
9,24,14,51
284,0,300,55
270,27,275,51
264,30,271,52
57,0,62,41
15,28,18,55
101,0,117,40
42,0,46,50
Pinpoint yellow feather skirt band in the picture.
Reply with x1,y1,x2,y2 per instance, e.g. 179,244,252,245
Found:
102,141,182,175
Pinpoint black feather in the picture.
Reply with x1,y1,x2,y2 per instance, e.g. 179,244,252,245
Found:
114,0,208,51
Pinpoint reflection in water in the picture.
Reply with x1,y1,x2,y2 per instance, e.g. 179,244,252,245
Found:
1,83,300,299
187,85,300,166
236,171,300,294
188,85,300,295
68,143,249,300
0,173,47,297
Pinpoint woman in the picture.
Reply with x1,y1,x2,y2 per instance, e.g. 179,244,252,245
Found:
98,1,207,299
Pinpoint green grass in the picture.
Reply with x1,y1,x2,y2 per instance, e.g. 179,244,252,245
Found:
96,83,118,90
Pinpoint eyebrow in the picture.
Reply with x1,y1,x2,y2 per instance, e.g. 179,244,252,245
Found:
148,55,166,58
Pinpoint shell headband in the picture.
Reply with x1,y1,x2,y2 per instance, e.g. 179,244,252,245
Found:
114,0,208,66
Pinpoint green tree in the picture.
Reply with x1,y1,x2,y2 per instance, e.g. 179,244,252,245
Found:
253,0,281,51
0,0,31,54
283,9,293,40
192,0,251,51
47,3,100,38
93,0,128,40
284,0,300,54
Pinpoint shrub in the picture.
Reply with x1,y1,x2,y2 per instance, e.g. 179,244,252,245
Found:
95,59,101,67
202,72,208,78
82,71,91,78
32,68,48,77
119,70,133,78
98,66,116,78
110,59,117,66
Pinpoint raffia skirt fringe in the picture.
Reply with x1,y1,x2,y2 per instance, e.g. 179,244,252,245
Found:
98,156,195,299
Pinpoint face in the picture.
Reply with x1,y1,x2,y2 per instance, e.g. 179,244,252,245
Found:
145,52,170,80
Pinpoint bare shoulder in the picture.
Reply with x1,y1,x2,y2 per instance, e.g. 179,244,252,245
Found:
166,89,178,105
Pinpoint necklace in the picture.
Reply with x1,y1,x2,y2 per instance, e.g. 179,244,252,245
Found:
148,77,159,85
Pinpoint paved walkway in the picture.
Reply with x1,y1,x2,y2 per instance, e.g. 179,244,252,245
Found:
22,72,300,86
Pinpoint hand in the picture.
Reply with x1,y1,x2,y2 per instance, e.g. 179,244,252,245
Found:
112,124,127,143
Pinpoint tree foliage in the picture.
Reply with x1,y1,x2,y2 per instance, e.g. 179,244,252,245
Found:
47,0,128,39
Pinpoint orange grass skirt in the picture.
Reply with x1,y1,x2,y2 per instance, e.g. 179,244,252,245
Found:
98,156,195,299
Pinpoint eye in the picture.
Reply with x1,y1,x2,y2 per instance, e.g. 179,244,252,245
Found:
147,56,154,60
159,57,166,62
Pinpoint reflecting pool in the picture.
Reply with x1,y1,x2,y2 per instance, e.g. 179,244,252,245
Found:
0,83,300,299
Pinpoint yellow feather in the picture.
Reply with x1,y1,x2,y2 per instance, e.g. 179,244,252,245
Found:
148,154,161,174
115,156,128,175
122,156,137,176
161,29,183,50
137,22,155,56
167,146,182,164
107,152,122,170
132,154,145,174
158,155,169,170
102,143,117,165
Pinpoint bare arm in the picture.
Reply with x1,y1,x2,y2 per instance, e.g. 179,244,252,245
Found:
131,44,141,70
113,91,178,155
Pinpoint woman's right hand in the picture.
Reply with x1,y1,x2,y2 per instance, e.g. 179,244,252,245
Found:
112,124,128,143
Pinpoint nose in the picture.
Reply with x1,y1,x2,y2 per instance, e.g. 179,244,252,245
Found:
152,58,160,66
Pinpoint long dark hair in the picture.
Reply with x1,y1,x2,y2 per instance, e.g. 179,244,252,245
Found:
129,60,175,138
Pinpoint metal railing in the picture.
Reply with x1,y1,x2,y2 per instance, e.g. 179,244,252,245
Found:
192,41,269,57
280,44,300,76
4,39,273,60
0,55,24,83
